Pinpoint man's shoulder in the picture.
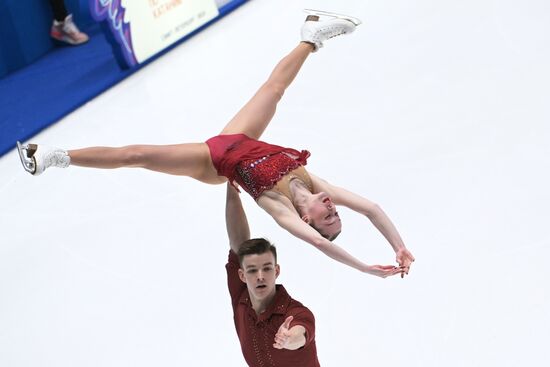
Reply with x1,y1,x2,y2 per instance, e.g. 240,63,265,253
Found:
226,250,248,307
288,297,311,313
227,249,239,265
277,285,313,314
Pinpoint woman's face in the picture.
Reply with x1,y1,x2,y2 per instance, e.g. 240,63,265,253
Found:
303,192,342,239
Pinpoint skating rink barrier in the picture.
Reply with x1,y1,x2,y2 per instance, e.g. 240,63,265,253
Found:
0,0,248,157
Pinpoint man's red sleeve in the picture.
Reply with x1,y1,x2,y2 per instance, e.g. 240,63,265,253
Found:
225,250,246,310
288,306,316,348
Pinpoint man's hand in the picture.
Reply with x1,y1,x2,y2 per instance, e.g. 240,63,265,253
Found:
273,316,306,350
273,316,293,349
395,247,415,278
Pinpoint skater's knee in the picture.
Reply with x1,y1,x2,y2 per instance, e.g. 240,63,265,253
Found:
263,81,285,101
120,146,148,167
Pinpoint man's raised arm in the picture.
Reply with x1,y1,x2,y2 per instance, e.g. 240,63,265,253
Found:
225,184,251,253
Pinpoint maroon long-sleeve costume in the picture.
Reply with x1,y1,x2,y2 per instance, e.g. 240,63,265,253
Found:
226,251,320,367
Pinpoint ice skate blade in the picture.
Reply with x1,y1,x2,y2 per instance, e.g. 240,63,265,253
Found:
16,141,37,174
304,9,362,26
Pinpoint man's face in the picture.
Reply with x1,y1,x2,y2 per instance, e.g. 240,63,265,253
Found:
238,252,280,303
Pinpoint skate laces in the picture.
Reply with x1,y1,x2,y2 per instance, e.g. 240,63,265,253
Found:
45,150,70,168
327,29,346,39
317,26,348,39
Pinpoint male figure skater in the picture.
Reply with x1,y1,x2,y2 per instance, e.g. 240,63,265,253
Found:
225,184,320,366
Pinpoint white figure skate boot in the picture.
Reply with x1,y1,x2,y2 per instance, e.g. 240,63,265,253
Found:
16,141,70,175
301,9,362,51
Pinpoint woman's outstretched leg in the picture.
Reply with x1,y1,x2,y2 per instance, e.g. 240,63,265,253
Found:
219,15,357,140
219,42,314,140
17,142,223,184
70,143,223,183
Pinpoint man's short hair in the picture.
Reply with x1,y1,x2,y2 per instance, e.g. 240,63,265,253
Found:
237,238,277,267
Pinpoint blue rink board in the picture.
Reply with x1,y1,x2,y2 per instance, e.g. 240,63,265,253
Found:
0,0,248,158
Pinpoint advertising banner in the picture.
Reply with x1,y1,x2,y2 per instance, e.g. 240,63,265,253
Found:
90,0,224,67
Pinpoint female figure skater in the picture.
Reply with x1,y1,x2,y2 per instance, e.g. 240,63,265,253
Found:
17,11,415,278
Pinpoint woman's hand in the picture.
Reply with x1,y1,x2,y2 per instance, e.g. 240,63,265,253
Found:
395,247,415,277
364,264,405,278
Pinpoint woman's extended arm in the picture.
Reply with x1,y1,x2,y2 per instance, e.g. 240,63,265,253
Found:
257,196,403,278
310,174,415,274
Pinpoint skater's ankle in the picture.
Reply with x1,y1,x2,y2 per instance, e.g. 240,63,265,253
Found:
300,41,315,52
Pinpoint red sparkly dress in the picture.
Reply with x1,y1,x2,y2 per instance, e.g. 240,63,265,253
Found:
205,134,310,200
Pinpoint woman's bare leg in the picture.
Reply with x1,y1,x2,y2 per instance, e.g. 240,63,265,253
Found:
220,42,314,139
68,143,224,184
60,44,313,181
